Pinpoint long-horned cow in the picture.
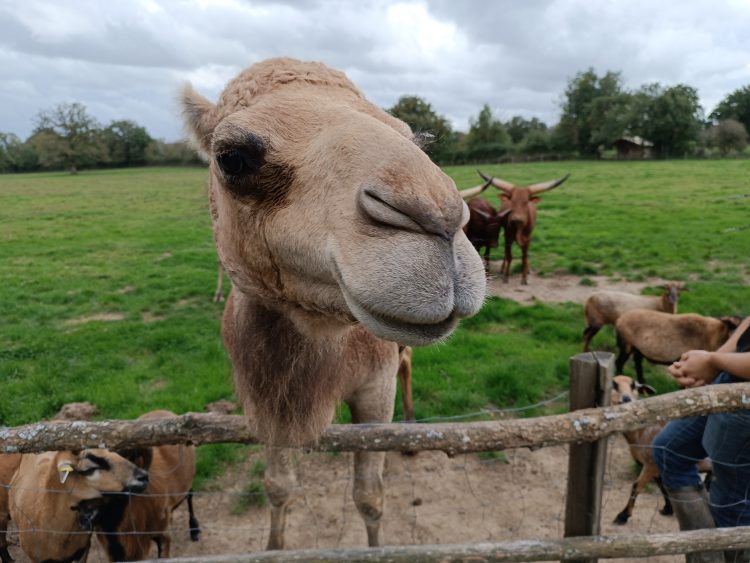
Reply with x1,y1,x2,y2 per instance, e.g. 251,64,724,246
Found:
180,58,486,550
462,195,510,270
478,170,569,284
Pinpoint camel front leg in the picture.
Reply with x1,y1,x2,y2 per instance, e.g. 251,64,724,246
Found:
353,451,386,546
263,447,297,550
347,369,396,547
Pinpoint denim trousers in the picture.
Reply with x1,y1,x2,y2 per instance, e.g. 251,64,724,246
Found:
652,372,750,527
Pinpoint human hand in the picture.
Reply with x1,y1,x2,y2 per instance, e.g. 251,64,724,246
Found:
668,350,718,388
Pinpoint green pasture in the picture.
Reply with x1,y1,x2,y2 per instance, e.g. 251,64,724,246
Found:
2,161,750,485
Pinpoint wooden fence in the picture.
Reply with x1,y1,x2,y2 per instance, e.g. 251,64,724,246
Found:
4,352,750,561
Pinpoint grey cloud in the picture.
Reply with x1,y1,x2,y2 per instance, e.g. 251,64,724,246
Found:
3,0,750,142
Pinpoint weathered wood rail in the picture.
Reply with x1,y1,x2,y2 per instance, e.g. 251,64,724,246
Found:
2,381,750,454
146,526,750,562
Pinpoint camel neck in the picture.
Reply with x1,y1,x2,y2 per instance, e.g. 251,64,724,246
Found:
224,291,351,446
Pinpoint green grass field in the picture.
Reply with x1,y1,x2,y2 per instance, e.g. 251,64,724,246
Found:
2,161,750,485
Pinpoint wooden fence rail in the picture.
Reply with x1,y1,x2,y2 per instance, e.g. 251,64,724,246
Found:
3,381,750,454
147,526,750,562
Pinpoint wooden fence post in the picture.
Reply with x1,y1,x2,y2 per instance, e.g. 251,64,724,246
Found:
564,352,614,563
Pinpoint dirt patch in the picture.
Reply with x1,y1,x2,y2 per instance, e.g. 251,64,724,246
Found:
486,264,672,306
142,311,166,323
64,312,125,325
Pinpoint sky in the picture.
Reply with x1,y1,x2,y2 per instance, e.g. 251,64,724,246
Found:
2,0,750,142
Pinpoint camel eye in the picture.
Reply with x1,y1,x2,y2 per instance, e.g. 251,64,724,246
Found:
216,150,244,175
217,149,261,177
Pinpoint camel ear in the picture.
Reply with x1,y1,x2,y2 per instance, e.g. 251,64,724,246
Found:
179,83,217,159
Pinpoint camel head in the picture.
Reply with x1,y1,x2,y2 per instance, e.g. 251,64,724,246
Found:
181,58,486,346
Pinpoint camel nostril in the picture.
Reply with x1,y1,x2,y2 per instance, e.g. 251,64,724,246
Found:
359,186,426,233
359,183,456,241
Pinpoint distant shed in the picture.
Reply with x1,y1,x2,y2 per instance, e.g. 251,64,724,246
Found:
613,136,654,159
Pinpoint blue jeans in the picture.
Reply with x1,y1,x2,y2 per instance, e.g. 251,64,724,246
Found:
652,372,750,527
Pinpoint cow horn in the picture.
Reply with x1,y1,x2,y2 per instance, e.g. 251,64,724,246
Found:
478,170,515,194
459,177,493,200
528,174,570,194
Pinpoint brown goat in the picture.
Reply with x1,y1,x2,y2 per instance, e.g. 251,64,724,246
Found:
610,375,666,524
95,410,200,561
610,375,711,525
583,283,686,352
615,311,743,384
181,58,486,550
8,449,147,563
478,170,569,284
0,454,21,563
1,404,105,563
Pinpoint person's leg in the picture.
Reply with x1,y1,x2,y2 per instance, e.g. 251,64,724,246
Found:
653,416,709,489
703,407,750,563
653,416,722,563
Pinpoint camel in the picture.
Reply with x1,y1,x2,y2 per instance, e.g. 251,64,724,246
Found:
213,263,225,302
181,57,487,550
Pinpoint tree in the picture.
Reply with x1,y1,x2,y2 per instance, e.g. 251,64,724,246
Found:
102,120,153,167
519,129,552,155
559,69,624,156
0,133,38,172
32,102,105,173
588,92,635,149
705,119,748,155
505,116,548,146
633,84,703,157
464,104,510,160
710,86,750,133
387,95,454,163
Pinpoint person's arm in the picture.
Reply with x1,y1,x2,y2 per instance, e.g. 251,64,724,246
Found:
668,316,750,387
669,350,750,387
715,316,750,353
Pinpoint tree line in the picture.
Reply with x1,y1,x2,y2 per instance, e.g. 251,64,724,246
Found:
3,69,750,173
0,102,202,174
390,69,750,164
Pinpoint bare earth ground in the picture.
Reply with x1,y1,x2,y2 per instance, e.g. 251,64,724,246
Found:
7,270,683,562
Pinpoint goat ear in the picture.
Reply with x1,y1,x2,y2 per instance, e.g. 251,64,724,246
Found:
179,83,217,159
637,383,657,395
57,461,75,484
720,316,742,330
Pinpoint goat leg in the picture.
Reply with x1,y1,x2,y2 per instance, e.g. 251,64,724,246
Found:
614,463,659,525
187,489,201,541
656,476,673,516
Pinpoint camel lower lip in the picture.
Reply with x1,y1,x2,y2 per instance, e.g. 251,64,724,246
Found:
364,302,456,333
341,285,457,345
332,264,458,345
